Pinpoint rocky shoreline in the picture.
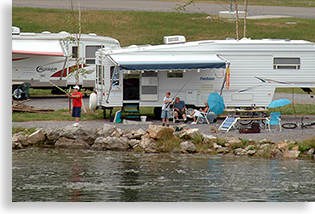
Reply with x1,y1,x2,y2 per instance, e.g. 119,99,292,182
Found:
12,124,315,160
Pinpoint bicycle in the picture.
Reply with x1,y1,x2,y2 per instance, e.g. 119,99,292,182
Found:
282,116,315,129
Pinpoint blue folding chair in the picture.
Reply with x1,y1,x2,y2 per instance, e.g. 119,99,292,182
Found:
266,112,282,132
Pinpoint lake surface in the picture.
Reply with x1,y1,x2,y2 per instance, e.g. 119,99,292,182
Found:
12,148,315,202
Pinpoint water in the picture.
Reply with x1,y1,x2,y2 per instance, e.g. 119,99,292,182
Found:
12,148,315,202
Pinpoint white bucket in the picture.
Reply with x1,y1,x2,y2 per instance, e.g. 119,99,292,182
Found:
140,116,147,122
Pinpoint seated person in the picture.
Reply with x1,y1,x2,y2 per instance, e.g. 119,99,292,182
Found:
187,102,209,124
172,97,187,123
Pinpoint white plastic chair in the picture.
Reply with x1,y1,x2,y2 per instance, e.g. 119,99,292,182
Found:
196,109,210,124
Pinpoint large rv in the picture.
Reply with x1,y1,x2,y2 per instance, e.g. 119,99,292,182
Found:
92,36,315,118
12,26,120,97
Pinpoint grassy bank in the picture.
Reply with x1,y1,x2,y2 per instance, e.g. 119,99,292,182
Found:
152,0,315,7
12,107,156,122
12,102,315,122
12,7,315,47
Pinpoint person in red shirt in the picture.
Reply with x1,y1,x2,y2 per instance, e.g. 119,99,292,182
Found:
67,85,83,126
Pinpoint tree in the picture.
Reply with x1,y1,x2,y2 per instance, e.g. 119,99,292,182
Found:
60,0,87,86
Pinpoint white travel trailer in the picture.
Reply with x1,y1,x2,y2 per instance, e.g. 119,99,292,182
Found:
12,26,120,97
92,36,315,119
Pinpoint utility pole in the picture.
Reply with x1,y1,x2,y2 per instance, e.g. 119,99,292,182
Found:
235,0,239,40
244,0,247,38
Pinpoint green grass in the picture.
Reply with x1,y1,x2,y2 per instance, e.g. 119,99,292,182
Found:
275,88,315,94
268,104,315,115
12,109,104,122
12,107,156,122
151,0,315,7
12,7,315,47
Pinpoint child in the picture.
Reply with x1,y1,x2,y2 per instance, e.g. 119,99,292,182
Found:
67,85,83,126
161,91,172,127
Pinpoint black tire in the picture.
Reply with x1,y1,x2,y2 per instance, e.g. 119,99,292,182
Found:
239,120,252,125
109,109,114,122
282,123,297,129
103,109,106,119
154,107,162,119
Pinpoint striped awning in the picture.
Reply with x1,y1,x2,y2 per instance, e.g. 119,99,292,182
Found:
109,54,226,71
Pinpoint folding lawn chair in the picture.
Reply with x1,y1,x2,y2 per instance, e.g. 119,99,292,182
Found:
218,116,239,132
265,112,282,132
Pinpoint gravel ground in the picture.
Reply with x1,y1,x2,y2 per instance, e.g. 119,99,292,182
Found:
12,93,315,143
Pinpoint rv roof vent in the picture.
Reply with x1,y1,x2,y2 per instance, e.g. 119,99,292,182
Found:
42,31,51,35
128,45,138,48
226,37,235,40
20,32,36,36
163,35,186,44
88,33,97,37
285,38,291,42
59,31,69,35
12,26,20,35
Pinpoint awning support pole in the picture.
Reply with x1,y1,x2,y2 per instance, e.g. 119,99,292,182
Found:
106,55,119,103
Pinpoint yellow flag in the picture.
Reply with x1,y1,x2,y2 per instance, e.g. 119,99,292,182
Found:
225,68,230,89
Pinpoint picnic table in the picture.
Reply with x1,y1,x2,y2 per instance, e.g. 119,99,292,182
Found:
223,108,268,128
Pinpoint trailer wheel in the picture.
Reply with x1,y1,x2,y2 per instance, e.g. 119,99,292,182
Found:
103,109,106,119
154,107,162,119
109,109,114,122
12,86,24,100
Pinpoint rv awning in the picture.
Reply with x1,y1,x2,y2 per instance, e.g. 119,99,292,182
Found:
109,54,226,70
12,40,65,57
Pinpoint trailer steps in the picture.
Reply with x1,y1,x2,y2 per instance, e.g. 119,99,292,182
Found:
122,103,140,119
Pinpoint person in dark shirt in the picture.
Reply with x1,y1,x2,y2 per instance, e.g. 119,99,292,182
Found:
172,97,187,123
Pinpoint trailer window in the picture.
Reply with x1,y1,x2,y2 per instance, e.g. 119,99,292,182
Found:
273,57,300,69
72,46,78,58
96,65,105,85
110,66,119,85
167,70,183,78
86,45,103,64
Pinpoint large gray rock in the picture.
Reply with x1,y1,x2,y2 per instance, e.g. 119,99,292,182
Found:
12,133,28,146
178,128,201,139
179,141,196,153
202,134,217,143
234,148,246,156
55,137,90,149
217,147,229,154
97,124,118,137
283,150,300,159
92,136,129,151
224,136,242,148
147,125,174,139
132,128,146,139
139,138,157,153
45,127,61,145
59,125,97,145
27,129,46,145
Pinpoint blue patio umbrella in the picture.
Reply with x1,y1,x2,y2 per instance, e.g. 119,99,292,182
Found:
207,92,225,115
268,99,291,108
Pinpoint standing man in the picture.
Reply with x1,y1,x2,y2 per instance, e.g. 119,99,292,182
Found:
173,97,188,123
67,85,83,126
161,91,172,127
